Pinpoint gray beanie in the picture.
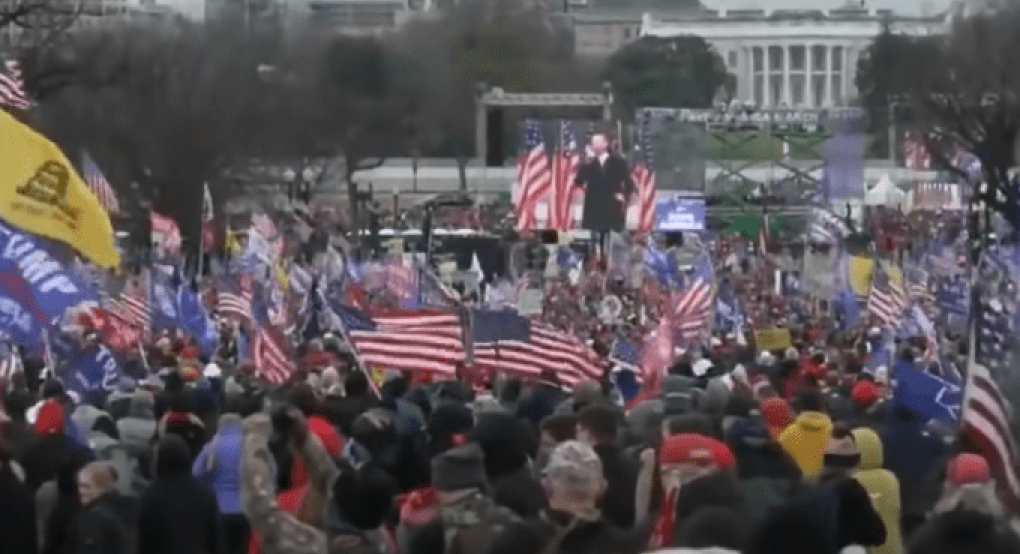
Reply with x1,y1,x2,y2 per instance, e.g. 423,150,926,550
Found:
431,443,488,492
662,375,699,416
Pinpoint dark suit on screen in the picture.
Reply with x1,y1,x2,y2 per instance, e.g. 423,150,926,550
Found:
574,154,635,232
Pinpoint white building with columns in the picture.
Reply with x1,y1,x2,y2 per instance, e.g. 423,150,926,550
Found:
640,6,948,108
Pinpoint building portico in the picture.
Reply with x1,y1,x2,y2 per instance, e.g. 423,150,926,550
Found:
640,8,947,108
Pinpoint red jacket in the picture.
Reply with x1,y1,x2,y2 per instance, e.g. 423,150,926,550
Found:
289,416,344,489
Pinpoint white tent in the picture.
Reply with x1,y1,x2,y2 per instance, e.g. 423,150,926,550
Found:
864,174,907,208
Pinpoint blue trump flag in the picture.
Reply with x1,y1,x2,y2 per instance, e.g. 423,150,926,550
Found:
892,360,962,423
61,344,125,404
0,219,96,334
149,269,180,333
0,291,44,351
178,281,218,358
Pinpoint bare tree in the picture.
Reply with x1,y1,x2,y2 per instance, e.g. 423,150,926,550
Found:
1,0,83,50
907,6,1020,235
32,19,318,246
396,0,594,185
297,34,420,224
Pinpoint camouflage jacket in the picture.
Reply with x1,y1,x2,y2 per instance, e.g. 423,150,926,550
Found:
439,493,520,554
241,413,339,554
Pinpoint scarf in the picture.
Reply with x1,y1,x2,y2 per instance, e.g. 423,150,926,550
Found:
649,486,679,549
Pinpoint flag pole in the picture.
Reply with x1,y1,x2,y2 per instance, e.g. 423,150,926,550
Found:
333,315,381,399
42,329,55,377
198,184,207,281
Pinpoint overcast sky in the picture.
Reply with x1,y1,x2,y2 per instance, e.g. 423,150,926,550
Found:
701,0,954,16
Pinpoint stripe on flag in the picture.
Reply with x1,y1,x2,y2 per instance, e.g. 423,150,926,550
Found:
631,161,656,235
673,254,714,342
349,309,464,376
516,120,553,232
82,152,119,213
866,266,907,327
0,59,30,110
252,327,294,384
474,321,602,388
217,275,253,325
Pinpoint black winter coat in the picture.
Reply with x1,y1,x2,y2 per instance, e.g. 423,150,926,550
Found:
908,510,1020,554
137,474,223,554
0,463,38,554
63,492,133,554
574,155,635,233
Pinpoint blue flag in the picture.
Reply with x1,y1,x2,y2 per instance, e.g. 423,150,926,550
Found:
61,344,125,404
149,270,180,333
893,360,961,422
178,282,218,358
0,220,96,335
0,292,44,351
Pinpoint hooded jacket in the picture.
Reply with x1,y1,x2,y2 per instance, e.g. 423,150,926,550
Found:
726,418,800,518
23,400,94,492
117,391,157,456
906,509,1020,554
193,414,246,515
778,411,833,478
852,428,902,554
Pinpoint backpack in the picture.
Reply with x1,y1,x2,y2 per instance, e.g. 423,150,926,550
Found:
440,495,520,554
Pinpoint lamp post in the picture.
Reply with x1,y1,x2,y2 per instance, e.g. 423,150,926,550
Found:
282,165,320,207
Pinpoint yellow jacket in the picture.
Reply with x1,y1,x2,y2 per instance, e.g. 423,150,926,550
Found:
778,411,832,478
852,428,902,554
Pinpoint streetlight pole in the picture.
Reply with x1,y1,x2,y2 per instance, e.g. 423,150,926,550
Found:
888,98,900,165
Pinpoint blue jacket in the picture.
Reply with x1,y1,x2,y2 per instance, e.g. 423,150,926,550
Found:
192,419,244,514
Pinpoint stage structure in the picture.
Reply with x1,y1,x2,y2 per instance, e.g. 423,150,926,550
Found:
635,106,866,235
474,82,614,167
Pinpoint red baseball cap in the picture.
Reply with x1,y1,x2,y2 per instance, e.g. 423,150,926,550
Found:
947,453,991,486
659,433,736,469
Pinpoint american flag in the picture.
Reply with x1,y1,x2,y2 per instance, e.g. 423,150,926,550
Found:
251,212,277,241
550,121,580,231
81,152,119,213
673,253,714,342
905,267,934,304
0,59,30,110
217,274,253,325
632,113,657,235
382,258,418,308
641,314,674,395
342,307,464,377
910,182,956,212
515,120,552,232
808,201,848,245
904,131,931,170
472,311,601,388
110,270,151,337
251,326,294,384
201,182,216,252
151,212,182,255
963,285,1020,520
866,265,907,327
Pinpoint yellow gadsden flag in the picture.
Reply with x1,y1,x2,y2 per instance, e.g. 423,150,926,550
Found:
0,110,119,268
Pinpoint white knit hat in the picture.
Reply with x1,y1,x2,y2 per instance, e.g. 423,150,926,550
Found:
204,363,222,379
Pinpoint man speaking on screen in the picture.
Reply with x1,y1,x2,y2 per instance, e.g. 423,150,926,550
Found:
573,133,635,255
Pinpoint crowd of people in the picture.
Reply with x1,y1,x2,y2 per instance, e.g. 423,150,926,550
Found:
0,329,1018,554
